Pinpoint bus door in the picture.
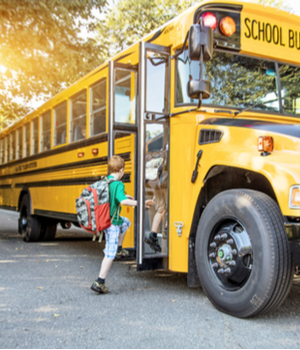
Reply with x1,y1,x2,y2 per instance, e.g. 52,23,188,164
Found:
137,42,170,270
109,62,138,250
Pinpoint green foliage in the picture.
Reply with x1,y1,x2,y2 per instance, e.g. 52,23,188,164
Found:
96,0,197,60
0,0,106,130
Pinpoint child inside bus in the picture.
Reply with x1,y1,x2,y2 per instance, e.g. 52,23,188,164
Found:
91,155,152,294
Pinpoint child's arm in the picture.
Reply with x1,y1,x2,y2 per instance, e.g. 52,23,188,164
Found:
120,198,154,208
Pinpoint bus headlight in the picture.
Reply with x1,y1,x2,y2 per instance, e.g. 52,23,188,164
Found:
289,186,300,209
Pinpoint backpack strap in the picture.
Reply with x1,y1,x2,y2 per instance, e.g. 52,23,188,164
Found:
107,177,121,223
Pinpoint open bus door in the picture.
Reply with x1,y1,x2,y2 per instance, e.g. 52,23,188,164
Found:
137,42,170,270
109,61,138,251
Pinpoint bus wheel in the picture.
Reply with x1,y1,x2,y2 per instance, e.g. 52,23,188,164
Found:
195,189,293,318
40,220,57,241
19,195,41,242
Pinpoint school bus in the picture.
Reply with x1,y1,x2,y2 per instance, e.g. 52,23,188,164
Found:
1,0,300,318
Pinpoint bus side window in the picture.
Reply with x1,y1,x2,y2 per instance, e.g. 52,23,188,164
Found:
41,111,51,151
90,79,106,136
31,118,39,155
10,131,15,161
0,138,3,164
53,102,67,146
71,91,87,142
24,123,30,157
17,127,22,159
4,135,9,163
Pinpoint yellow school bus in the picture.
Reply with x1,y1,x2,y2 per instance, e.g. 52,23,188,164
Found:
1,0,300,318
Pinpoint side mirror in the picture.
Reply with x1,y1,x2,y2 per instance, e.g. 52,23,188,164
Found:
187,80,211,100
188,24,213,62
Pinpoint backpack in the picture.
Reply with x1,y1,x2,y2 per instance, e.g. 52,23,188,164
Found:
75,177,118,234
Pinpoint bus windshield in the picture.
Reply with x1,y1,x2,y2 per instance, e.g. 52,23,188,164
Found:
176,50,300,116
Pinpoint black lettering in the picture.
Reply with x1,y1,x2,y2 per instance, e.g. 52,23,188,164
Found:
266,23,272,43
258,21,265,41
273,25,279,44
244,18,251,38
252,20,258,40
296,31,300,50
280,27,285,46
289,29,294,48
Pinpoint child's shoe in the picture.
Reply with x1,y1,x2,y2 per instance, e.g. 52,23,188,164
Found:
91,280,109,294
145,233,161,252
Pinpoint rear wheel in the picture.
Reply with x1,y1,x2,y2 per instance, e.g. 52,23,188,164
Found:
195,189,293,318
40,219,57,241
19,195,41,242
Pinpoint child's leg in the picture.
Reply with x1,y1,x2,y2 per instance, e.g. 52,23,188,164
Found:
118,217,131,247
99,225,119,278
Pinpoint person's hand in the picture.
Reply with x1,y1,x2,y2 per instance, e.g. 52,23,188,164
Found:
145,199,154,209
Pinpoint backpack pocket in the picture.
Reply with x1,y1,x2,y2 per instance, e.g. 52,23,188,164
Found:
94,201,111,231
76,197,94,232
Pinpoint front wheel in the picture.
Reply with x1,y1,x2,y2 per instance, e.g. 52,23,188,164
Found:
195,189,293,318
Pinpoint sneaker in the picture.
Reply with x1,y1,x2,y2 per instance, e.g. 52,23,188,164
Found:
145,233,161,252
114,248,131,260
91,280,109,294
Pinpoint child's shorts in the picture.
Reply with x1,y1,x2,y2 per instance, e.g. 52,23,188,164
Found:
103,216,131,259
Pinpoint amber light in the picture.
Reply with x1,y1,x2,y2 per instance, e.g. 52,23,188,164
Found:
78,152,84,158
92,148,99,155
201,12,218,30
220,16,236,36
257,136,274,152
289,186,300,208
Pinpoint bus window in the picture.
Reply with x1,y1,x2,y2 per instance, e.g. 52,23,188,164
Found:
0,138,3,164
54,102,67,146
24,123,30,157
279,64,300,116
4,136,9,163
115,70,136,124
146,51,169,114
10,131,15,161
31,118,39,155
90,80,106,135
41,111,51,151
71,91,87,142
176,50,279,113
16,127,22,159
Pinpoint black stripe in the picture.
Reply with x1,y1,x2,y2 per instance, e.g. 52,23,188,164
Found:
0,157,108,180
0,205,17,211
14,173,131,188
0,184,12,189
201,118,300,139
0,133,108,171
147,29,164,43
34,210,78,222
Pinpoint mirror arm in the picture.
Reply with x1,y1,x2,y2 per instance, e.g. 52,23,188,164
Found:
198,18,204,109
171,30,190,60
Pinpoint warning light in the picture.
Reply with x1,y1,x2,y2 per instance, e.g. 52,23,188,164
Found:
220,16,236,36
257,136,274,153
201,12,218,30
92,148,99,156
78,152,84,158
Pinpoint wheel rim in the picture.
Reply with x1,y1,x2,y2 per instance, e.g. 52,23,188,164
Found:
208,220,253,291
21,205,28,236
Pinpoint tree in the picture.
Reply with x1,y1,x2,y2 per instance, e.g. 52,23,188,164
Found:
0,0,106,130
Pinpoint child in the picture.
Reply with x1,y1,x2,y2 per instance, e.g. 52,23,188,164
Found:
91,155,151,294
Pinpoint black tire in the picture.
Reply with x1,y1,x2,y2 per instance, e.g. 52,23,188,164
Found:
195,189,293,318
40,219,57,241
19,195,41,242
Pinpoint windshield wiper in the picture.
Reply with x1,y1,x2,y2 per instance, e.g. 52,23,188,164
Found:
234,98,279,116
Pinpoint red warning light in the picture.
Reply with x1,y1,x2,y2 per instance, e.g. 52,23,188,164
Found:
201,12,218,30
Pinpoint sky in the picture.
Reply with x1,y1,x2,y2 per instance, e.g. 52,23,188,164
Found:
285,0,300,14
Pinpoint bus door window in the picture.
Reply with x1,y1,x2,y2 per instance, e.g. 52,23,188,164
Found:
31,118,39,155
114,69,136,124
24,123,30,158
90,80,106,136
71,91,87,142
279,64,300,116
144,123,169,256
53,102,67,146
146,51,169,114
41,111,51,151
16,127,22,159
10,131,15,161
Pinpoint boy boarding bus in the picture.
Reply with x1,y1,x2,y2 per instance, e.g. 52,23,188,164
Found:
0,0,300,318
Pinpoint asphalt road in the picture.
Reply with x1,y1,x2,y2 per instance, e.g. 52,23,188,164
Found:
1,209,300,349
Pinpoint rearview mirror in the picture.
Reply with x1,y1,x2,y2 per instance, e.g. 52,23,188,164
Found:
189,24,213,62
187,80,211,100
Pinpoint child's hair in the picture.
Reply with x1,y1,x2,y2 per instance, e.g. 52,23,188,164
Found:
108,155,125,174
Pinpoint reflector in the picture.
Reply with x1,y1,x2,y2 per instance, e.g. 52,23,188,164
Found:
220,16,236,36
257,136,274,153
